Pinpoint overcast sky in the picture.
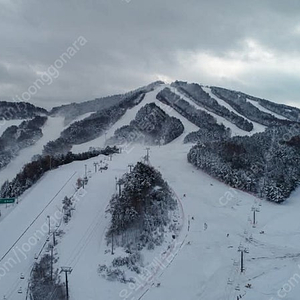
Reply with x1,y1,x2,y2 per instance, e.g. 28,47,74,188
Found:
1,0,300,109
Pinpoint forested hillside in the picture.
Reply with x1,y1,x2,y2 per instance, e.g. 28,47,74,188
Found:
188,124,300,203
0,101,47,120
107,102,184,146
0,116,47,169
171,81,254,131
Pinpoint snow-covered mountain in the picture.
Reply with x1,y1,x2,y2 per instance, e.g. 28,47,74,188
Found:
1,81,300,300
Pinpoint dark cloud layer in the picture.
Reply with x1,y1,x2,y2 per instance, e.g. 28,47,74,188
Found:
0,0,300,108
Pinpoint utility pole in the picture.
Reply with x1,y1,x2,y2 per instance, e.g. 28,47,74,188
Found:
61,267,72,299
251,206,260,226
128,164,134,172
111,232,114,255
47,215,50,235
145,147,150,164
53,231,56,246
50,246,54,281
93,162,98,173
238,245,248,273
240,250,244,273
117,180,122,196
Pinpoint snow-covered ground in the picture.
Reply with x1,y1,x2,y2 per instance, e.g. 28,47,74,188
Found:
0,116,65,187
72,83,268,155
202,86,267,134
171,86,266,136
246,98,288,120
0,120,23,136
65,112,96,126
1,141,300,300
71,85,199,153
1,85,300,300
0,84,268,187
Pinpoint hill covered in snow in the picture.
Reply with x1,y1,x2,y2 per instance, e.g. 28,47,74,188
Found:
1,81,300,299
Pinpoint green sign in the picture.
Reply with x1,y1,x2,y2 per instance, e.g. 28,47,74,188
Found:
0,198,15,204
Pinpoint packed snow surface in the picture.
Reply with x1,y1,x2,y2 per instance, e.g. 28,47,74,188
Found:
0,141,300,300
0,85,299,300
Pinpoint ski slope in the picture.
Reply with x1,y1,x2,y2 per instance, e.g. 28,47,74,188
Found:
0,116,65,187
1,139,300,300
65,111,96,126
0,120,23,136
71,85,199,153
1,83,300,300
0,83,270,187
202,86,267,134
171,86,266,137
246,98,288,120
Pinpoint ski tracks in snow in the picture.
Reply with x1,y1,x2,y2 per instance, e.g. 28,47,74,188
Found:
133,183,189,300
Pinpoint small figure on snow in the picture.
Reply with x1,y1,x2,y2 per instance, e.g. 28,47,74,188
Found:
204,222,208,230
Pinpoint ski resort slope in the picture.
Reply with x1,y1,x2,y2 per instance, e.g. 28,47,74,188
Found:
0,116,65,187
0,83,280,187
0,120,23,136
202,86,267,134
1,138,300,300
71,85,199,153
72,83,267,154
246,98,288,120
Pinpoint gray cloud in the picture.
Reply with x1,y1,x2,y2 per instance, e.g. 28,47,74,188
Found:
0,0,300,109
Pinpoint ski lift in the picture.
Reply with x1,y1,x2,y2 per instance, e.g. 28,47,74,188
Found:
18,287,22,294
34,253,38,259
235,285,240,291
244,247,249,253
20,273,24,279
227,278,233,285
